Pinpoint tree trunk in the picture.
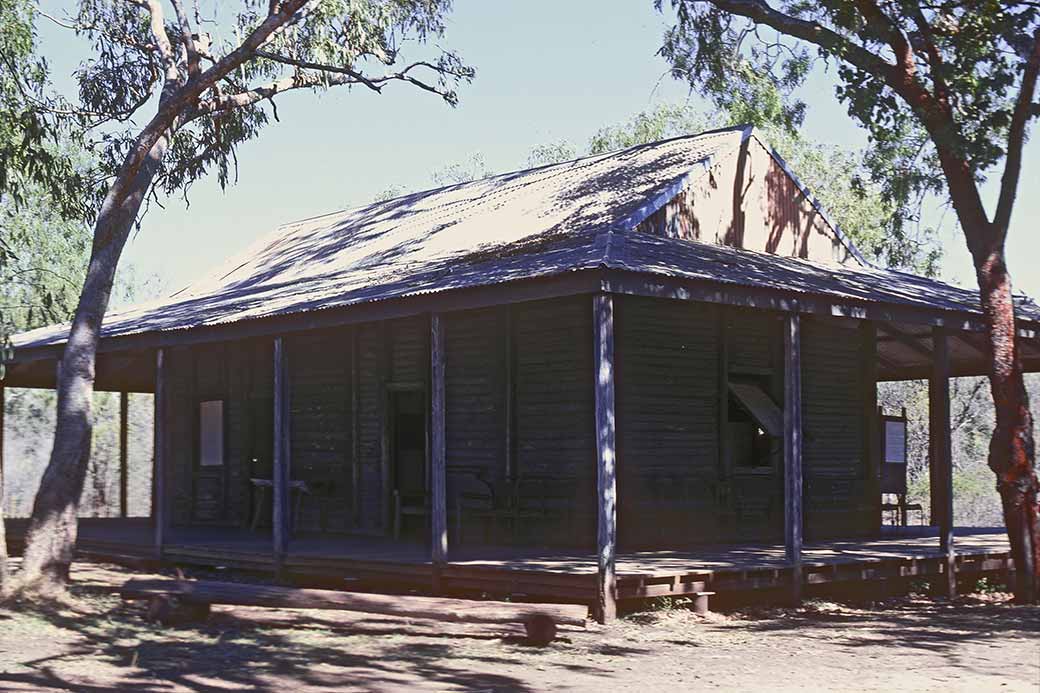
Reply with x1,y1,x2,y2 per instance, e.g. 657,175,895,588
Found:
974,242,1040,603
0,384,7,591
0,490,7,592
14,133,171,593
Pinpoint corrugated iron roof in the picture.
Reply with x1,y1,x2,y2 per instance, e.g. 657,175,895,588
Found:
607,232,1040,323
12,125,1040,352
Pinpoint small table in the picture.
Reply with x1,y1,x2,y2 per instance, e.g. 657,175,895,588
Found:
881,493,925,527
250,478,310,533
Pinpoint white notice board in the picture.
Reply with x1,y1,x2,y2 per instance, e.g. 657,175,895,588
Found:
883,418,907,464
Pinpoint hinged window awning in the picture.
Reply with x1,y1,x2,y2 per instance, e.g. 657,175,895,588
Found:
729,382,783,437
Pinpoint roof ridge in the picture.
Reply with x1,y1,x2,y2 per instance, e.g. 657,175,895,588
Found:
269,125,755,231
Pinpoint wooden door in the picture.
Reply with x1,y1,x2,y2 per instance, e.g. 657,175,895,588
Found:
247,395,274,528
192,398,227,522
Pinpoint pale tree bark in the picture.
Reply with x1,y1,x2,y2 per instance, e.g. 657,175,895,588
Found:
13,0,463,594
16,131,171,590
0,392,7,591
15,0,311,593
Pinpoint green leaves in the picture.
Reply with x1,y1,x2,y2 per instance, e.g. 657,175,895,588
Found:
0,0,91,222
658,3,810,135
67,0,472,215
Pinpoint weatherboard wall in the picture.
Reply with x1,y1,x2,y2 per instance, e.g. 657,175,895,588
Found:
801,318,876,538
616,296,721,547
160,294,878,547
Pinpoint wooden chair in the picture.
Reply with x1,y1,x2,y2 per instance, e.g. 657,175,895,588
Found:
393,490,429,540
452,470,498,545
249,478,309,535
505,475,582,544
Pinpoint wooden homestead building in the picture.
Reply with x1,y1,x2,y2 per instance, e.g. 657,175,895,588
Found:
5,125,1040,621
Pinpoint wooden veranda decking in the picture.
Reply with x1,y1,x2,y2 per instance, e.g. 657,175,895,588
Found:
5,519,1012,606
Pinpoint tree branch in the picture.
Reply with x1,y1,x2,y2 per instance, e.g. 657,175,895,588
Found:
193,58,456,117
129,0,178,83
909,6,952,111
700,0,991,244
853,0,916,81
254,50,385,93
704,0,893,76
35,7,154,53
994,28,1040,235
851,0,953,126
102,0,311,230
170,0,200,80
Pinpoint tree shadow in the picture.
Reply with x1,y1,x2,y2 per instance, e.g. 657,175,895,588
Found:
0,572,607,692
726,595,1040,666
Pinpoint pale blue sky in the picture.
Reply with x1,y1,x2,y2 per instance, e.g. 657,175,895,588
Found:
37,0,1040,299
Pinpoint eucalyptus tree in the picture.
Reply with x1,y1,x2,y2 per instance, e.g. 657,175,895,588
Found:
0,0,93,593
13,0,472,594
656,0,1040,601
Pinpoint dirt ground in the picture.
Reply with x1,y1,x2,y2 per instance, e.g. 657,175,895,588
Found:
0,562,1037,692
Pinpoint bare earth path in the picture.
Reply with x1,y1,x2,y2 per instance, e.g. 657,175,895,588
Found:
0,562,1037,692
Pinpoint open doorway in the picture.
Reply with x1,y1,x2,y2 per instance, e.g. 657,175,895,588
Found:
389,387,428,539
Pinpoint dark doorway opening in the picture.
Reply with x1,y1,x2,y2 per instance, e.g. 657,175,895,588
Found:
390,388,428,539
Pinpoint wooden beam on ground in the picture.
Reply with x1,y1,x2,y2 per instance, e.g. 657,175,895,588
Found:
430,313,448,575
273,337,291,573
119,391,129,518
153,349,167,559
783,313,803,603
593,293,618,624
930,327,956,597
121,578,588,635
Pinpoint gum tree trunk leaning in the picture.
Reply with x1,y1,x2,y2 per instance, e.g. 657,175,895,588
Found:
17,132,170,590
13,0,470,594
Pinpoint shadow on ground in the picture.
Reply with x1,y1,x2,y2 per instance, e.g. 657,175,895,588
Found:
2,562,1038,692
0,564,607,692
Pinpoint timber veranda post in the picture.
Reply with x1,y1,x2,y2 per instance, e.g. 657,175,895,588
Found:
930,327,955,597
430,313,448,589
119,391,129,518
783,312,804,604
0,383,5,567
153,349,167,560
593,293,618,623
0,383,5,501
272,337,292,579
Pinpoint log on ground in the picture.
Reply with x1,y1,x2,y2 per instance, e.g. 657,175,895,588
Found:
121,578,588,629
